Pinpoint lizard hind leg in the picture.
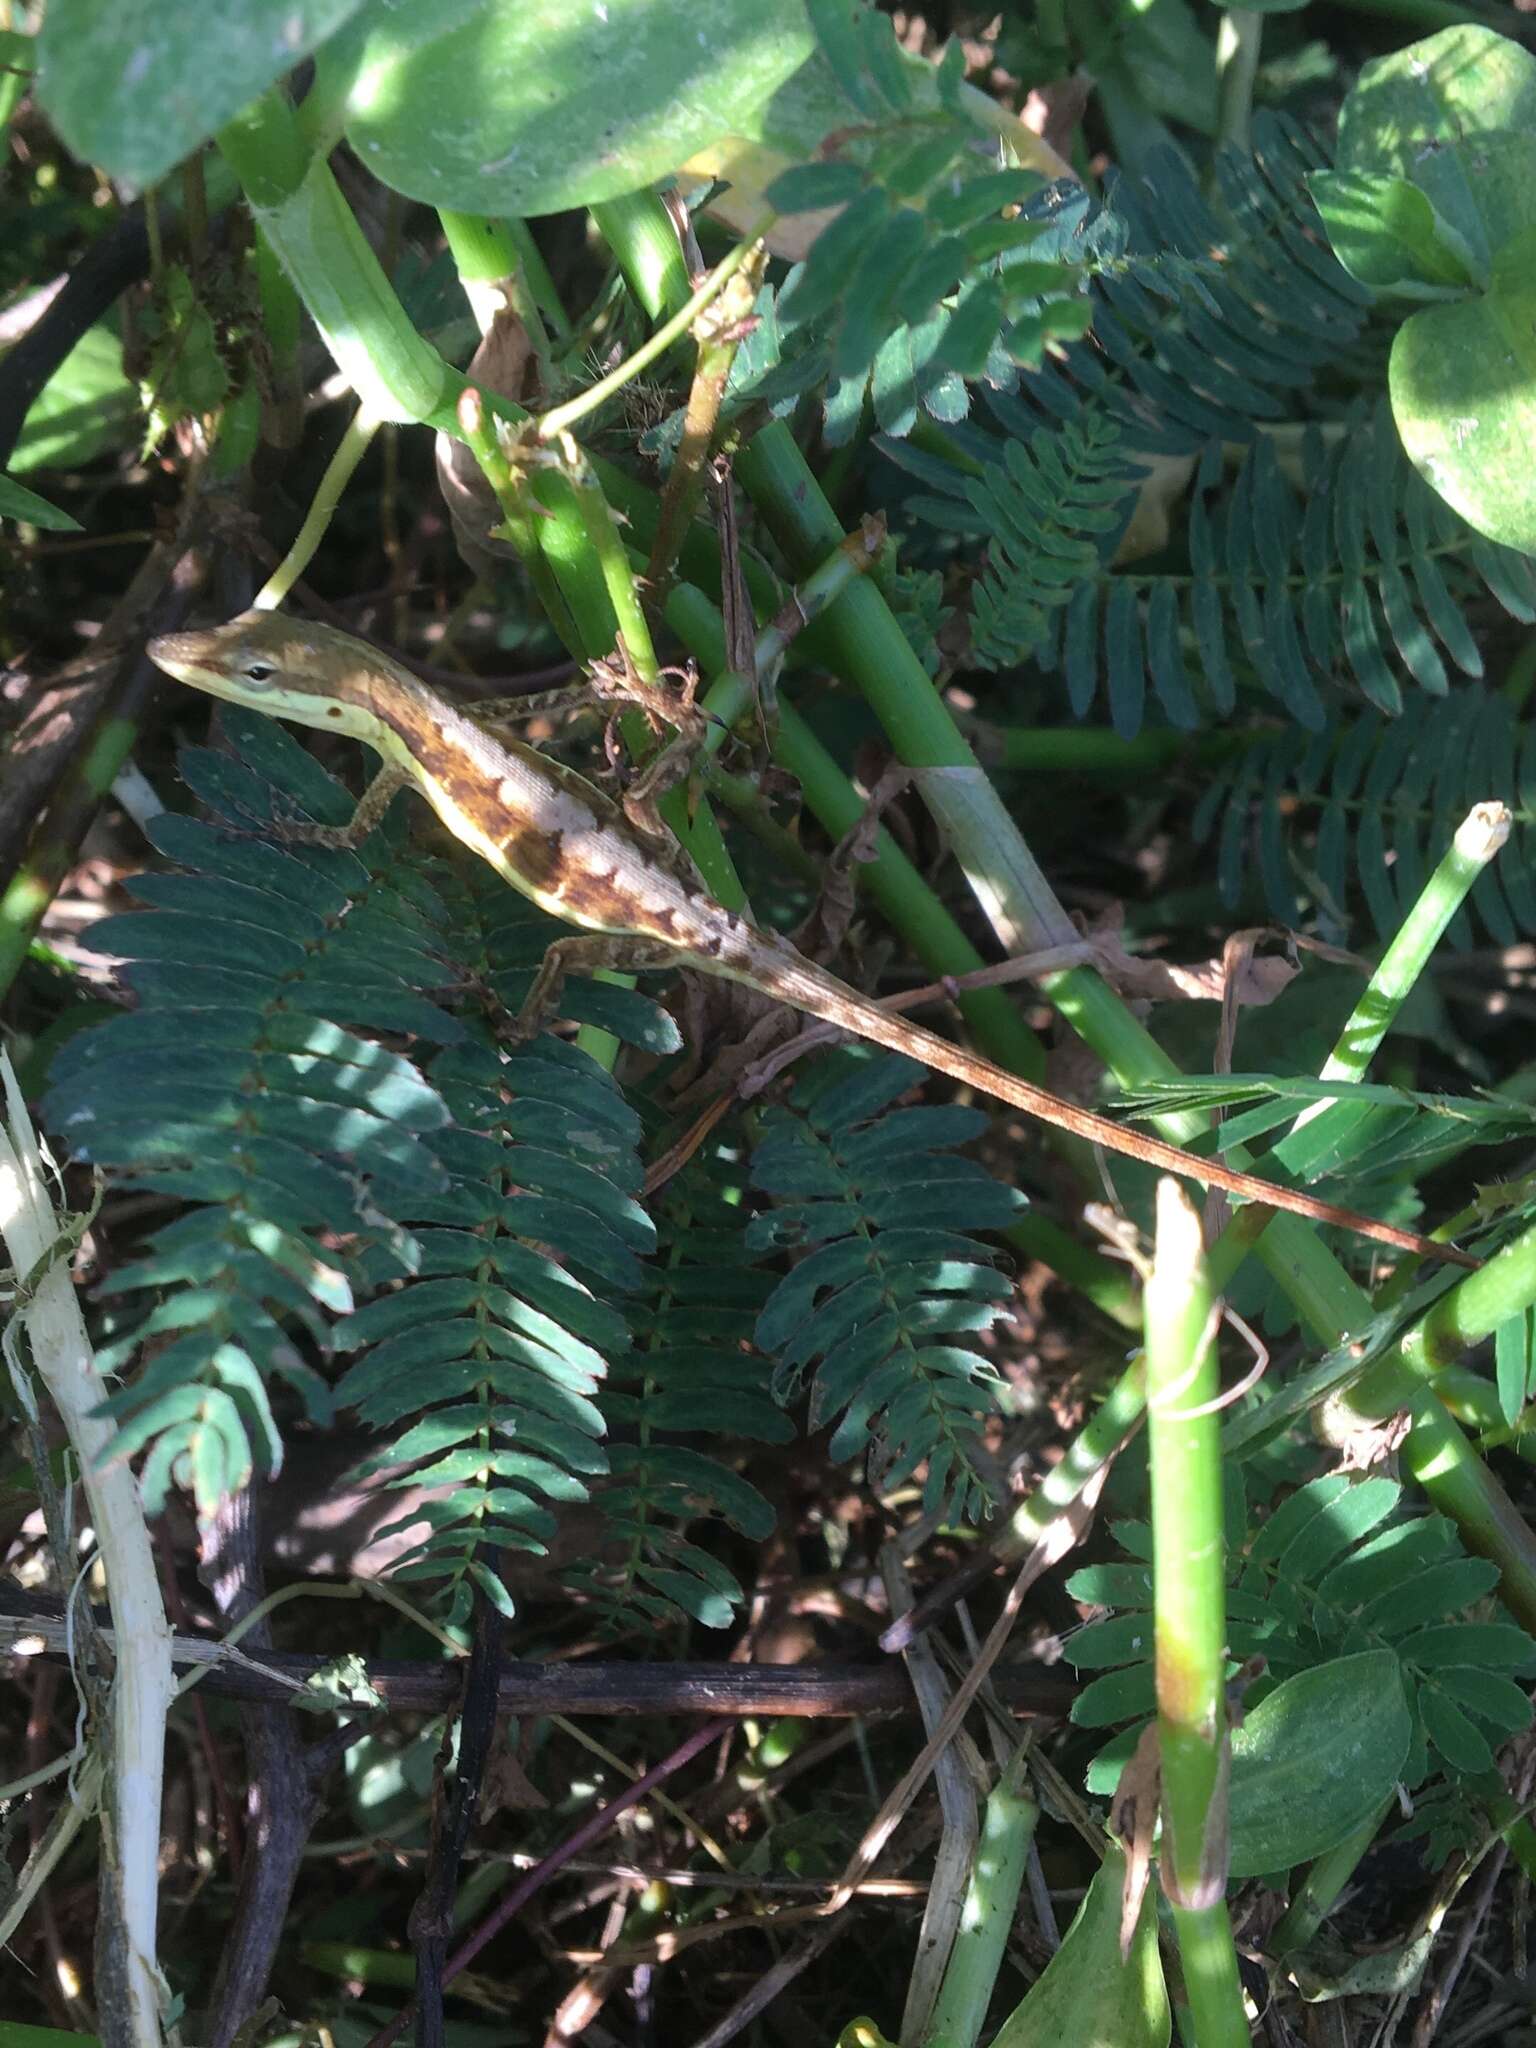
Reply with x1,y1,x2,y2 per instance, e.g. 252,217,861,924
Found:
508,932,680,1044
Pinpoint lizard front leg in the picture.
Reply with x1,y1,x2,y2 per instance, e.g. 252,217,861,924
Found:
266,764,413,851
509,932,680,1043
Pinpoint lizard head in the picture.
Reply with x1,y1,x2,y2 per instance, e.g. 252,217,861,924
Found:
148,609,392,739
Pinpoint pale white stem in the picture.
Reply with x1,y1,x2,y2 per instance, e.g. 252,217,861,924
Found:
0,1050,172,2046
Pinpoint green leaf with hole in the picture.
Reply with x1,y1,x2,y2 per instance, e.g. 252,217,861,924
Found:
1390,224,1536,553
341,0,814,216
1309,171,1478,299
35,0,367,188
1228,1651,1410,1878
991,1841,1169,2048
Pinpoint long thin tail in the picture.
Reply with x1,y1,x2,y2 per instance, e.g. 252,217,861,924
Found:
759,952,1477,1271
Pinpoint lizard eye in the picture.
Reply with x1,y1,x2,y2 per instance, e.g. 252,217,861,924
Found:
242,663,276,684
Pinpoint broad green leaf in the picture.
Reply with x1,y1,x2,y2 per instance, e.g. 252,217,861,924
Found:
342,0,814,216
1309,171,1478,299
1390,225,1536,553
1336,24,1536,278
35,0,367,188
991,1842,1169,2048
10,326,136,474
1228,1651,1411,1878
0,474,82,531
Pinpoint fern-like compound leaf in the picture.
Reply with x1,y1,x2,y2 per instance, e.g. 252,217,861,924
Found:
747,1049,1025,1524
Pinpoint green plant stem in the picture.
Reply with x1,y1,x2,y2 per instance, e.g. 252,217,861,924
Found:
965,721,1240,776
1145,1181,1247,2048
731,423,1391,1337
1269,1803,1391,1958
1272,802,1510,1177
217,90,456,431
921,1750,1038,2048
255,401,380,609
1437,1364,1536,1461
453,398,582,657
679,522,884,756
1354,1373,1536,1630
997,1353,1147,1560
663,580,1137,1318
1172,1906,1249,2048
646,247,765,604
528,461,741,905
590,192,693,321
537,230,767,442
505,219,572,343
1317,1215,1536,1631
253,229,304,449
439,209,552,365
1396,1225,1536,1381
1214,10,1262,155
1206,798,1511,1332
560,441,663,684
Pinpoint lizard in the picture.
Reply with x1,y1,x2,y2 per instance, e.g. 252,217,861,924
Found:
147,609,1478,1271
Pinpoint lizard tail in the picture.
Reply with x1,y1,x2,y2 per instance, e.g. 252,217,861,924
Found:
756,951,1477,1271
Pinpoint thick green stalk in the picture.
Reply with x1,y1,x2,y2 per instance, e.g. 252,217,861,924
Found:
737,426,1084,955
1214,9,1261,154
921,1751,1038,2048
590,192,691,320
968,722,1240,776
505,219,572,343
217,91,456,431
879,1356,1147,1659
1395,1226,1536,1381
454,394,582,657
1318,1233,1536,1627
1146,1182,1247,2048
561,442,663,683
529,464,740,904
999,1352,1147,1561
730,423,1415,1343
439,209,552,364
662,581,1137,1317
1273,803,1509,1179
1207,801,1512,1326
1269,1804,1392,1958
